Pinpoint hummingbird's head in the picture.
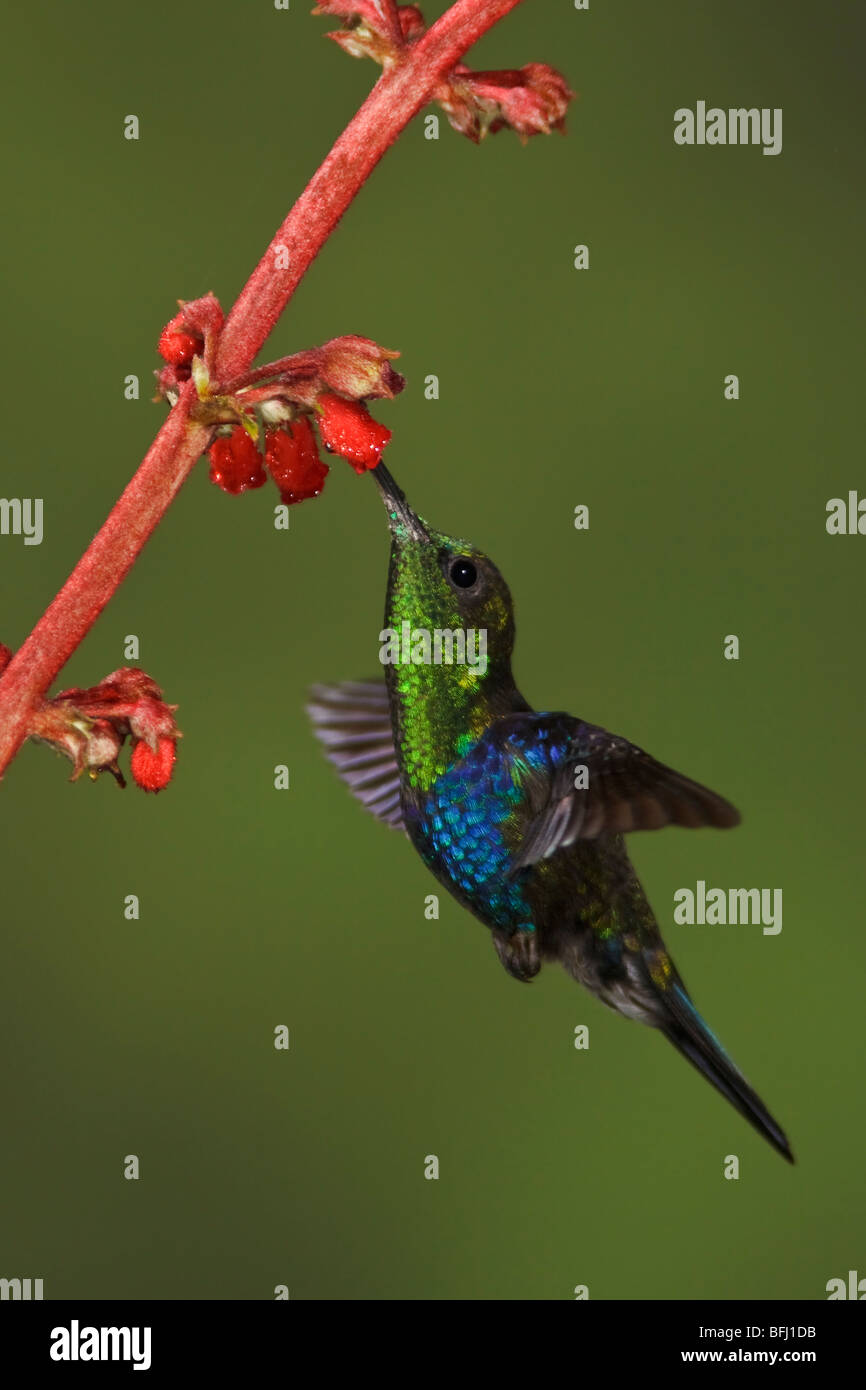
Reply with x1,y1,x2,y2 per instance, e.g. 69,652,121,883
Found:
371,462,517,678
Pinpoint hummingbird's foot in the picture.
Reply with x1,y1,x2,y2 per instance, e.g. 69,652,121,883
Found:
492,928,540,982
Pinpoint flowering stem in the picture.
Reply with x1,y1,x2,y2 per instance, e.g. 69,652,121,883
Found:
0,0,525,781
215,0,525,379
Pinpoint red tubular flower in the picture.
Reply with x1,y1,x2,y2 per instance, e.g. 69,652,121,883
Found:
202,337,399,498
181,333,402,487
265,419,330,504
208,426,267,495
130,736,176,792
316,394,392,473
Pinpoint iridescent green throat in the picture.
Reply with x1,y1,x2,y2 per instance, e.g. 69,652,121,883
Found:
380,521,521,792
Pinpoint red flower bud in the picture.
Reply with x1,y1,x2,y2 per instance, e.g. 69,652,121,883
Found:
158,318,203,368
265,419,329,504
131,736,176,792
208,426,267,495
317,395,391,473
0,642,12,675
398,5,425,40
318,336,404,401
157,295,224,385
440,63,574,142
314,3,425,62
313,0,390,30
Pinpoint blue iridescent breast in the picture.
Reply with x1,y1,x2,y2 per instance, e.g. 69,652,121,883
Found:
407,719,569,933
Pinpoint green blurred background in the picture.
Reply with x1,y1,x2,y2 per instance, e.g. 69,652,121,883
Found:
1,1,863,1300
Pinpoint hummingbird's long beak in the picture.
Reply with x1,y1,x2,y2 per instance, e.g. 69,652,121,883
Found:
371,462,430,542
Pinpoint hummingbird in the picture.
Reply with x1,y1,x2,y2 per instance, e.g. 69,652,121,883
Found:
308,462,793,1162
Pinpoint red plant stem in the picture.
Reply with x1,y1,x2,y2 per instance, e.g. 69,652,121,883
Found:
0,0,525,779
215,0,525,379
0,384,209,773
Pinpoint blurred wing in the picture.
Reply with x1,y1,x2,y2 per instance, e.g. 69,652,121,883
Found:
307,680,404,830
505,715,739,874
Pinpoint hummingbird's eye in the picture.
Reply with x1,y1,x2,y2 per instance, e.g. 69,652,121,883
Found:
449,557,478,589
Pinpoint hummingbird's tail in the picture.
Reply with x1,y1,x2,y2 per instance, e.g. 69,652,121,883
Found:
660,983,794,1163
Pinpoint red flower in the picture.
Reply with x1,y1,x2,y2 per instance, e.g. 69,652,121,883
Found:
25,667,180,788
317,394,391,473
185,334,397,499
131,736,176,792
208,427,267,495
318,336,404,401
438,63,575,142
265,419,329,504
